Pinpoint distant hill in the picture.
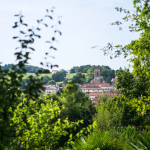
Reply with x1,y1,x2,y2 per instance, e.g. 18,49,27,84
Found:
0,64,48,73
70,65,124,84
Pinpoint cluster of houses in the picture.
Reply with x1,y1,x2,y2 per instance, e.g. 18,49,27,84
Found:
52,70,70,73
43,67,117,104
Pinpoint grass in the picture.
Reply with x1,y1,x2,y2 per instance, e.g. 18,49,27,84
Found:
23,73,53,79
23,73,87,80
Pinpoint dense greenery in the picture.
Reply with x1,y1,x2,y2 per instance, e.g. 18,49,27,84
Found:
2,0,150,149
71,65,123,84
0,64,48,73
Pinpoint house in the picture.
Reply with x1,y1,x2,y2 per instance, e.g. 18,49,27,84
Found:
43,84,59,94
65,70,70,73
88,92,118,102
61,67,116,104
52,70,59,73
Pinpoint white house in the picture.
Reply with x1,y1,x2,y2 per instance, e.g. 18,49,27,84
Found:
52,70,59,73
43,85,59,94
65,70,70,73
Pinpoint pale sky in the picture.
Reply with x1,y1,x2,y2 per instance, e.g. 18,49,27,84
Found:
0,0,139,71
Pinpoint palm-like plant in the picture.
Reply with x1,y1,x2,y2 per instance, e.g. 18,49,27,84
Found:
128,132,150,150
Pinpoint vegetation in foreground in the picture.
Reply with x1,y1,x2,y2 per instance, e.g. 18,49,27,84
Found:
1,0,150,149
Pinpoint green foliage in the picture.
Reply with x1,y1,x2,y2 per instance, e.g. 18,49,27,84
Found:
0,64,48,73
63,79,68,84
128,132,150,150
101,0,150,89
116,69,149,99
97,93,107,103
71,65,117,84
60,83,96,124
48,80,56,85
71,130,124,150
11,96,81,149
94,100,122,131
52,70,66,82
42,76,52,84
70,68,76,73
70,73,85,84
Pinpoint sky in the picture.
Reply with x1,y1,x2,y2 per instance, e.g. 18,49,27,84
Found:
0,0,139,71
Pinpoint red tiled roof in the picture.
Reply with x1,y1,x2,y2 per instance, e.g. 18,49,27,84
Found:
45,87,58,90
89,92,118,98
81,88,105,90
111,78,116,82
81,84,112,88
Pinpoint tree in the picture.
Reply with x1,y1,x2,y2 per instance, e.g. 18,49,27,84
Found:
71,72,85,84
70,68,75,73
63,79,68,84
52,70,66,82
101,0,150,92
47,80,56,85
57,82,96,147
116,69,149,99
42,76,52,84
0,9,63,149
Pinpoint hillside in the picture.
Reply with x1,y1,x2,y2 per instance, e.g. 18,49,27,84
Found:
23,73,79,79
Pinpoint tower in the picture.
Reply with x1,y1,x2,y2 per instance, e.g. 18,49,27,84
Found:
94,67,101,84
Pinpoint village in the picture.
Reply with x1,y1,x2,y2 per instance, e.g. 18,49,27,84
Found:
43,67,117,104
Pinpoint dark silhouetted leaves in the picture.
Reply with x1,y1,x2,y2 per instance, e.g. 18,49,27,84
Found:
45,15,53,19
46,41,51,43
20,31,26,34
43,24,48,27
23,23,27,26
29,47,35,51
50,46,57,50
55,30,62,35
13,36,19,39
36,28,41,31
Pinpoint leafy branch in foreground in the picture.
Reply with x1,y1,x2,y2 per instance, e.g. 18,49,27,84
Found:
0,8,62,149
101,1,150,81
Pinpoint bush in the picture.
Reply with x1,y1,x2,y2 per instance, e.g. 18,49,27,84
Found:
71,130,124,150
47,80,56,85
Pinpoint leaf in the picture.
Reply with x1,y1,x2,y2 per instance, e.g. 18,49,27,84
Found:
23,23,27,26
70,134,73,139
45,15,53,19
12,25,18,28
53,65,58,67
20,31,26,34
13,36,19,39
35,35,41,38
29,47,35,51
36,28,41,31
46,41,51,43
20,18,23,23
43,23,48,27
15,47,20,50
50,46,57,50
54,30,62,35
